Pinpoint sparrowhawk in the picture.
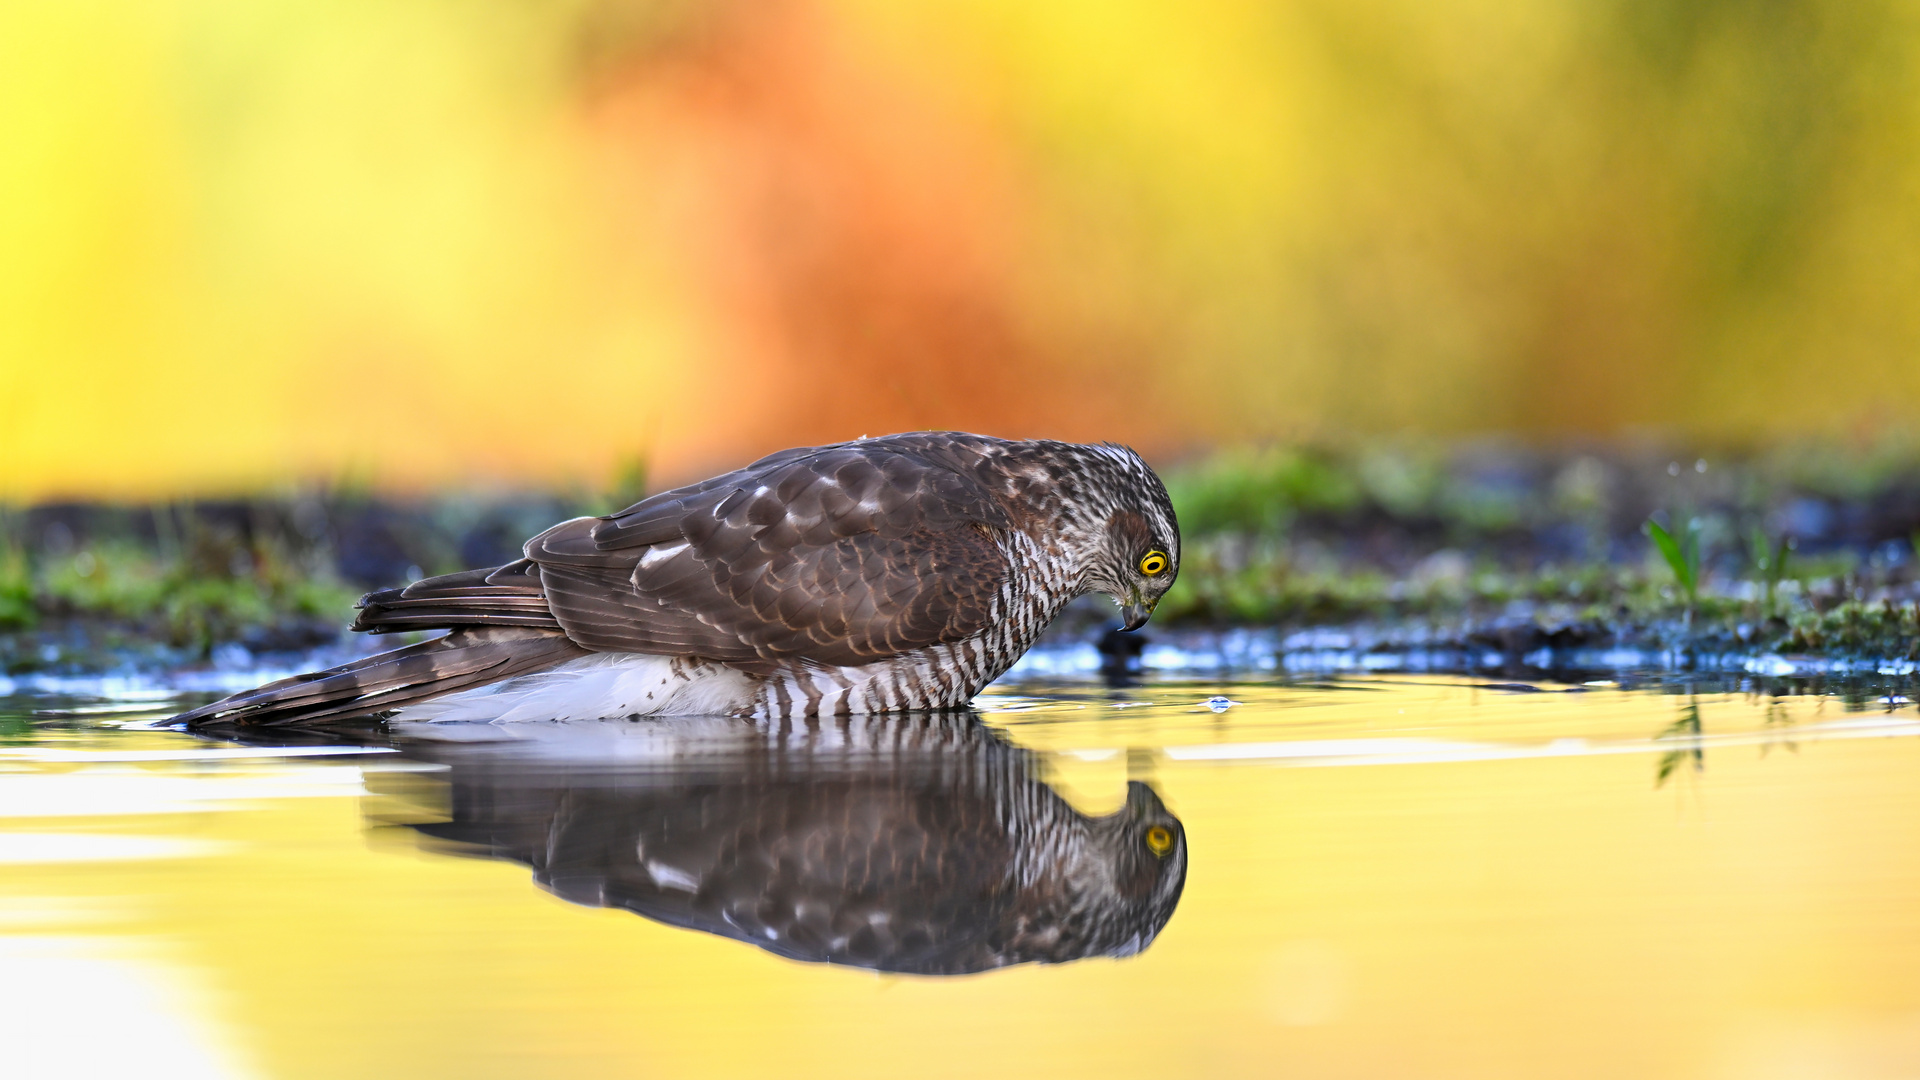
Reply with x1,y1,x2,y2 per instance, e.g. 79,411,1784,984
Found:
174,432,1180,728
392,712,1189,974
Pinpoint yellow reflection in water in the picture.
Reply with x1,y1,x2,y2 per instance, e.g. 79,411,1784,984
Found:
3,679,1919,1079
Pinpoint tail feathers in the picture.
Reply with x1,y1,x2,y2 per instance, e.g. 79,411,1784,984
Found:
171,627,590,729
352,561,563,634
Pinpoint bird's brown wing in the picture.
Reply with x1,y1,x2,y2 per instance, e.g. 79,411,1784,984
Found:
404,714,1044,974
525,442,1015,667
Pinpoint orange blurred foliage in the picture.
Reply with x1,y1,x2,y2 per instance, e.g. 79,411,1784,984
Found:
6,0,1920,498
579,2,1153,458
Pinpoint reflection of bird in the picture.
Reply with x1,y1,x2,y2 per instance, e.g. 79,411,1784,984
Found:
1096,623,1150,685
175,433,1180,728
396,714,1188,975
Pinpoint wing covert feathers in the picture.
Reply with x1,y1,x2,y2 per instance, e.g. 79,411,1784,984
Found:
351,441,1016,667
524,441,1015,665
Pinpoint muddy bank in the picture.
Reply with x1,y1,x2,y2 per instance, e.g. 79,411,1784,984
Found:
5,437,1920,675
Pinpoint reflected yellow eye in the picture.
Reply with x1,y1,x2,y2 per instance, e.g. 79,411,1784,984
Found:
1138,550,1169,576
1145,825,1173,856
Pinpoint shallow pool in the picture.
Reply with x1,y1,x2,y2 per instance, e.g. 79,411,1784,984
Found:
4,672,1919,1079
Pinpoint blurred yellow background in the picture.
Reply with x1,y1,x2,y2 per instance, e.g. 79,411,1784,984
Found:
6,0,1919,499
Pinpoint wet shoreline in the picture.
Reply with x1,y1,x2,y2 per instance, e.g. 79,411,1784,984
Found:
8,438,1920,681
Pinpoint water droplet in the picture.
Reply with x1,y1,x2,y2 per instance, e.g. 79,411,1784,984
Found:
1204,696,1235,713
1695,458,1708,473
1667,462,1681,477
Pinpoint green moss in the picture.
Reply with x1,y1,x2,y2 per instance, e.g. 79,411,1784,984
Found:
39,541,171,619
1157,519,1916,660
10,440,1920,661
0,548,33,631
1164,447,1361,536
1782,601,1920,657
1144,443,1920,658
29,540,359,652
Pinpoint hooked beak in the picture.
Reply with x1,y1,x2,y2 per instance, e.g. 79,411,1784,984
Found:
1120,598,1155,632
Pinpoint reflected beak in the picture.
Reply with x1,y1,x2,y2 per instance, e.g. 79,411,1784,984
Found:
1121,599,1154,632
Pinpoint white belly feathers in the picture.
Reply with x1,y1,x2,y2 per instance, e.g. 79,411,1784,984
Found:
394,652,759,724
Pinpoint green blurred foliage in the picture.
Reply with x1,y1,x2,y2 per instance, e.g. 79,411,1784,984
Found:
1152,438,1920,656
0,547,32,631
1162,448,1359,535
29,535,357,654
1784,600,1920,657
1645,516,1701,607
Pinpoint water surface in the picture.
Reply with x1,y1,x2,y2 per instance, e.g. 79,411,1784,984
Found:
4,670,1919,1079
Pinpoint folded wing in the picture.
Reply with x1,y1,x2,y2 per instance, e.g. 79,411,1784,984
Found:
356,439,1015,668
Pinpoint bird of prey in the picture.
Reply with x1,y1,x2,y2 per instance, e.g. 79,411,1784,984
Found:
391,712,1189,974
174,432,1180,728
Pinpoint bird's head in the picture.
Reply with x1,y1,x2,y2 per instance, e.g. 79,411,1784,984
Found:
1076,445,1181,631
1071,780,1189,958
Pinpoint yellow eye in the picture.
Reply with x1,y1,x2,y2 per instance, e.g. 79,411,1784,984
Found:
1138,550,1169,576
1145,825,1173,856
